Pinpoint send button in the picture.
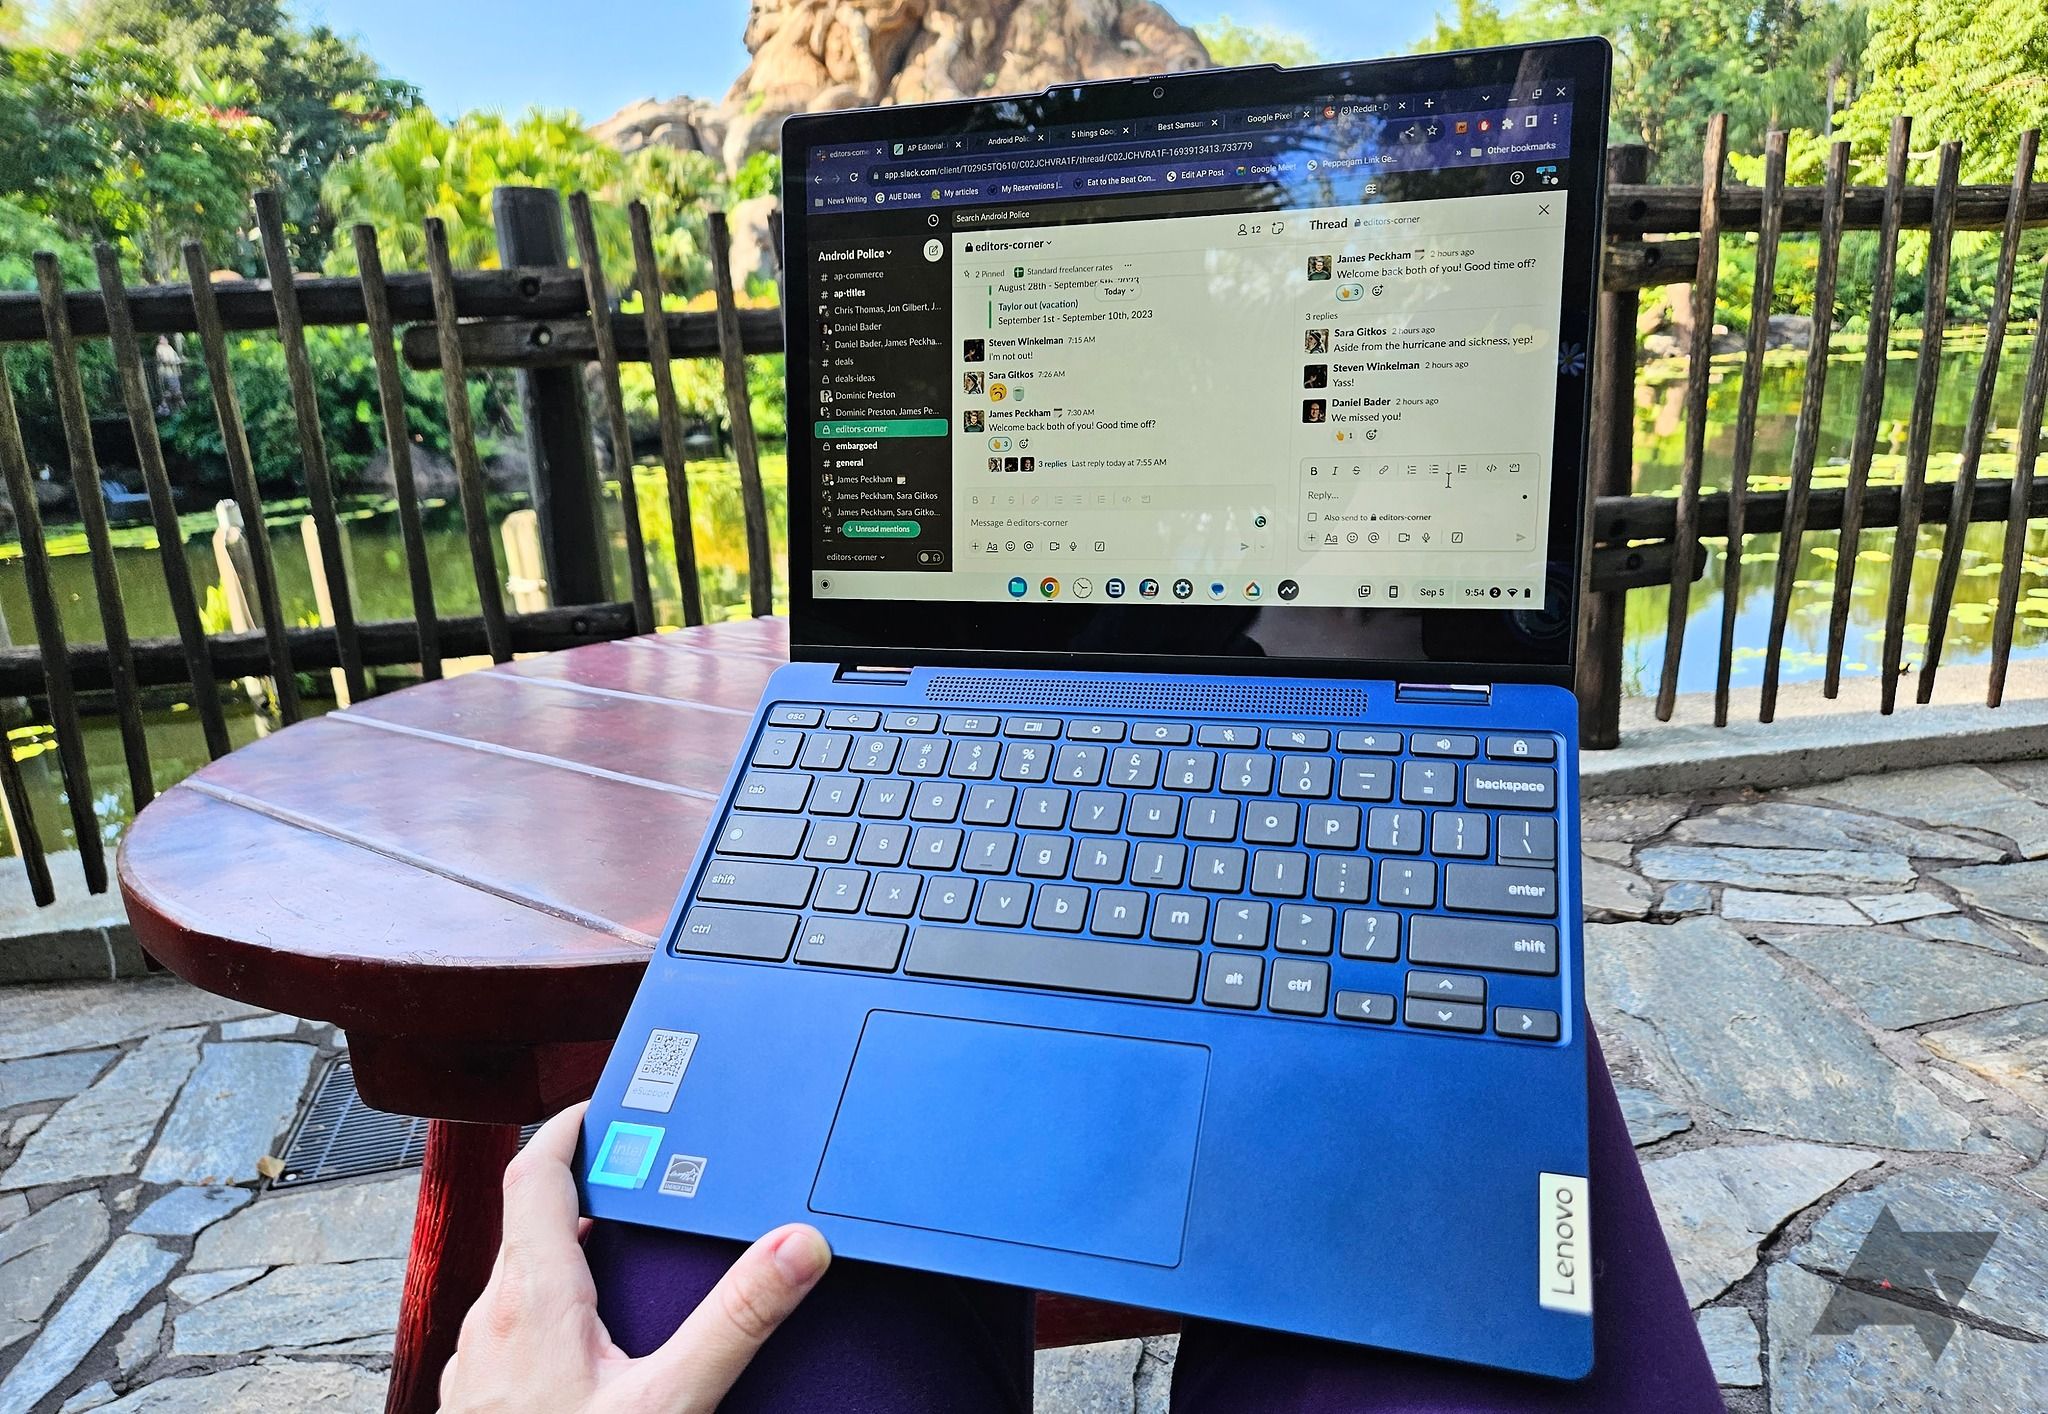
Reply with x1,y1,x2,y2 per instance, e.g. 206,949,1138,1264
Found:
842,521,920,539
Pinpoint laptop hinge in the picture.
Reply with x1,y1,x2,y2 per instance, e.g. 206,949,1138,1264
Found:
835,664,912,685
1394,681,1493,707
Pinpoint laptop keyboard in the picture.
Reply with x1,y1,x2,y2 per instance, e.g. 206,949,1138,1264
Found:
678,705,1566,1043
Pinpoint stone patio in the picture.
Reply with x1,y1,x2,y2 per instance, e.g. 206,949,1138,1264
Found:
6,762,2048,1411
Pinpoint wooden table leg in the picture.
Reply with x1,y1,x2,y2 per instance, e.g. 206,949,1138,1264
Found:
385,1120,522,1414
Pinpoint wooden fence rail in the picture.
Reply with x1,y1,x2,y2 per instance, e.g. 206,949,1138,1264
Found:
0,114,2045,908
1580,122,2048,745
0,184,781,907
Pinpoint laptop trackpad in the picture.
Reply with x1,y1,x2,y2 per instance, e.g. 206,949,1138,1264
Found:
810,1012,1209,1267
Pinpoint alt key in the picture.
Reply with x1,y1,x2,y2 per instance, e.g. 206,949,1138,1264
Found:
1495,1006,1560,1041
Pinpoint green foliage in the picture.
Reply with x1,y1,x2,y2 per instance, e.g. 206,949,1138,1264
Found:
732,151,782,203
618,347,788,447
321,108,626,276
0,39,273,279
625,145,725,292
1422,0,1867,182
151,326,504,494
325,112,778,295
630,454,790,623
1195,15,1322,68
73,0,421,267
1419,0,1514,52
1782,0,2048,185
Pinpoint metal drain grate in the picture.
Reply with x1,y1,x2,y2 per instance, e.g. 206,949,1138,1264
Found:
273,1058,537,1189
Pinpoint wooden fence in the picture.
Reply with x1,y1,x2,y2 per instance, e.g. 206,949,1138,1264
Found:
1581,120,2048,745
0,187,782,907
0,115,2045,907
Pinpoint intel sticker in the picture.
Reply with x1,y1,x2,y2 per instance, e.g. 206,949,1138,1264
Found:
588,1121,664,1190
622,1029,698,1114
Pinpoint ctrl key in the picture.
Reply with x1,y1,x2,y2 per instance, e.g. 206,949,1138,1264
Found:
674,905,799,961
1268,959,1329,1016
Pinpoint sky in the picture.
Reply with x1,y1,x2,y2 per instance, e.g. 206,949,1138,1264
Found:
298,0,1423,124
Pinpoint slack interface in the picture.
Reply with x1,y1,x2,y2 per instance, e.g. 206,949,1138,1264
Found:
805,84,1576,610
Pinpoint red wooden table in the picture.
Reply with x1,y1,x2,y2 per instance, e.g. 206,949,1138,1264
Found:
120,618,1168,1413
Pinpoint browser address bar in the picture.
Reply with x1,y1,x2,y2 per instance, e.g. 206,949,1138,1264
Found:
871,138,1265,185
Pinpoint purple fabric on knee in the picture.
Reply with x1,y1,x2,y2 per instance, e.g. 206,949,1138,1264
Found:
1168,1027,1724,1413
583,1221,1034,1413
584,1025,1720,1412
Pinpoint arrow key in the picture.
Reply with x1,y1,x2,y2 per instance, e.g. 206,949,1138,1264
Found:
1494,1006,1560,1041
1403,998,1484,1032
1335,990,1396,1023
1405,970,1486,1004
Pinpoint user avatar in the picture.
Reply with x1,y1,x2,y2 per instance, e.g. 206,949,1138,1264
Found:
1304,328,1329,354
1307,254,1333,281
1004,456,1019,472
1020,456,1035,472
1303,399,1327,423
1303,364,1328,389
963,372,984,394
963,409,985,432
987,457,1001,472
963,339,985,362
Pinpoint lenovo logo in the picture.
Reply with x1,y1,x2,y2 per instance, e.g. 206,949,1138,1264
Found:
1539,1172,1592,1315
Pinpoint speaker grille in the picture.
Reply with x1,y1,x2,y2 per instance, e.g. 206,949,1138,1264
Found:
924,674,1370,718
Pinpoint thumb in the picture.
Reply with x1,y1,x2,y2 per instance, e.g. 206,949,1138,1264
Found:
630,1223,832,1411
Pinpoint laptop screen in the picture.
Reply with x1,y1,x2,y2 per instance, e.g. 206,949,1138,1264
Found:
782,41,1609,679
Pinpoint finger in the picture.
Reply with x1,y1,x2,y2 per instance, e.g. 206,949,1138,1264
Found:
632,1223,831,1408
497,1101,591,1274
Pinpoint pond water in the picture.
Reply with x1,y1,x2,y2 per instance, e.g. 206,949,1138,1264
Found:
1626,335,2048,698
0,457,790,860
1,341,2044,862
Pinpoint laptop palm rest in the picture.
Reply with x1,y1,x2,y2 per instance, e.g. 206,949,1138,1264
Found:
809,1011,1209,1267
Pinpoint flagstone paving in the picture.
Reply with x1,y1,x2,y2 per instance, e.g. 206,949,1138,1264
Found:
5,761,2048,1410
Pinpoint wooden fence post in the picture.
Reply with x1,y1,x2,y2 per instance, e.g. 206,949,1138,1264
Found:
301,515,357,706
212,500,275,723
502,508,550,614
492,186,612,606
1576,143,1651,750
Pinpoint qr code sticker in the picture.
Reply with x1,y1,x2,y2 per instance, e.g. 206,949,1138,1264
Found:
640,1030,697,1081
660,1154,707,1198
622,1030,698,1113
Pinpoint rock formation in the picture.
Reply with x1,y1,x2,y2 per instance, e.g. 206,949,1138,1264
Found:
594,0,1212,172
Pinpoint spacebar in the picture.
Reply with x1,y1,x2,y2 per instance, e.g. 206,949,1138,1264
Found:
906,928,1199,1002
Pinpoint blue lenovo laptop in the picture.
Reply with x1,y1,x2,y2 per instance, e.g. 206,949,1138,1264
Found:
580,38,1611,1380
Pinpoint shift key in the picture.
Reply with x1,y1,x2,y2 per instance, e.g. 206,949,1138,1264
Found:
1407,916,1558,975
698,860,816,908
1444,864,1557,917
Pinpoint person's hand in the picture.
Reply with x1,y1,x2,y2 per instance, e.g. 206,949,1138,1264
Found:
439,1101,832,1413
